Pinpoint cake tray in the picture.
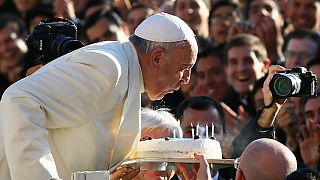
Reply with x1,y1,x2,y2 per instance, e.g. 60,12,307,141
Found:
121,158,235,171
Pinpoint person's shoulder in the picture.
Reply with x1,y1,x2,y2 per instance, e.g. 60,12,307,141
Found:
70,42,125,66
79,41,122,53
80,42,131,76
78,41,130,59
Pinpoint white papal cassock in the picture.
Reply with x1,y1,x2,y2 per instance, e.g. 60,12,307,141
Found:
0,41,143,180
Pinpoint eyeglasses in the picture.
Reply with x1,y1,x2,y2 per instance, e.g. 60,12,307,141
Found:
284,50,315,61
210,12,238,24
234,158,240,169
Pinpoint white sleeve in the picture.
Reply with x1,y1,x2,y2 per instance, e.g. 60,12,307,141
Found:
1,49,121,180
1,91,60,180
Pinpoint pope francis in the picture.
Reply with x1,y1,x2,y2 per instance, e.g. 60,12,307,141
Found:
0,13,198,180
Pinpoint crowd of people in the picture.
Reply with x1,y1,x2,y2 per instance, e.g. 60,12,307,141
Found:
1,0,320,179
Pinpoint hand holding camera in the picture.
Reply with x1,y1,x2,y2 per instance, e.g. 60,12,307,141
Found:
269,67,317,99
257,65,317,128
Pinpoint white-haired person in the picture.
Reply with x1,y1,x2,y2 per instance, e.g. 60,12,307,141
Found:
140,108,183,140
0,12,198,180
131,108,182,180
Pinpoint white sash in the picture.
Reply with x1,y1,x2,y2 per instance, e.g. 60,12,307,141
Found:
109,43,142,171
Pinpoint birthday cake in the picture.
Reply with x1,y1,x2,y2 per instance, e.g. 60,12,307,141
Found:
131,138,222,159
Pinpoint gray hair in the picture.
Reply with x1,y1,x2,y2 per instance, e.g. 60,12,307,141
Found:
141,108,183,138
129,34,196,55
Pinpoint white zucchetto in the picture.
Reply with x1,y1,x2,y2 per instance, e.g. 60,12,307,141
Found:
134,12,195,42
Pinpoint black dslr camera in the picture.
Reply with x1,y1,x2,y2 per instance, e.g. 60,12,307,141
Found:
26,18,84,65
269,67,317,99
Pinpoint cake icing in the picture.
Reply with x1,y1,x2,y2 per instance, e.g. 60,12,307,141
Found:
131,138,222,159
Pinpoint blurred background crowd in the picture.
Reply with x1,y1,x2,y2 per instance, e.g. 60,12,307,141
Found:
1,0,320,179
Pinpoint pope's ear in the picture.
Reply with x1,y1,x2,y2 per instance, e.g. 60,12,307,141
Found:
150,48,164,69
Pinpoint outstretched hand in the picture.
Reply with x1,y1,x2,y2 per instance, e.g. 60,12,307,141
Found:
176,153,211,180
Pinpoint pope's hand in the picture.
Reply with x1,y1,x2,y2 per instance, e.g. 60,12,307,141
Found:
110,166,140,180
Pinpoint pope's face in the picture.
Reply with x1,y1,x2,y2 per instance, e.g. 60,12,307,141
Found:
147,42,197,100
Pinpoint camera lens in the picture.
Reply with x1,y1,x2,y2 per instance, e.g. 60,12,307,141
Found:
272,74,301,98
273,75,292,97
51,36,84,57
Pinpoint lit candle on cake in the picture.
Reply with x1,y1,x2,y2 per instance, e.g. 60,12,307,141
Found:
206,124,208,138
196,123,199,136
191,123,195,139
211,123,214,137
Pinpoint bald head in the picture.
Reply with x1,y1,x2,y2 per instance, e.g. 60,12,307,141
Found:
238,138,297,180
